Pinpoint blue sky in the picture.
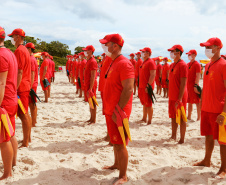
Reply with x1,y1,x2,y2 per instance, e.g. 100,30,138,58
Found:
1,0,226,62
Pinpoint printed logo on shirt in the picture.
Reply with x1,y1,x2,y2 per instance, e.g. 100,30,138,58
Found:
209,71,214,80
173,69,177,74
108,69,113,78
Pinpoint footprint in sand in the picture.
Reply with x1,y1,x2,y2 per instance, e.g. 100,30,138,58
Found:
20,157,35,165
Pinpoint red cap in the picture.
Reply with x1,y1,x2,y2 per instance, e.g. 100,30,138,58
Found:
135,52,141,55
73,54,77,58
200,37,223,49
0,27,5,38
129,53,135,57
162,57,168,61
41,52,49,57
99,34,124,47
25,42,35,49
101,53,106,56
186,49,197,55
8,28,25,37
221,54,226,58
168,45,184,52
140,47,152,54
154,57,162,61
82,45,95,52
79,52,85,56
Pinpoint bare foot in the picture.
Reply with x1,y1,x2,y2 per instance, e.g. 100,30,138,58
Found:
215,171,226,179
187,117,191,120
107,142,113,146
86,119,91,123
19,144,28,148
193,160,211,167
104,135,110,142
136,119,146,123
147,121,152,125
178,139,184,144
169,136,176,141
113,177,127,185
0,173,12,180
197,118,200,121
88,122,96,125
103,165,118,170
32,124,36,127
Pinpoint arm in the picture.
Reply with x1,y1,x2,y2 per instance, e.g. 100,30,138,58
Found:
148,70,156,85
31,71,35,87
0,71,8,106
194,72,201,93
216,80,226,125
159,69,162,78
89,70,96,90
17,69,23,89
42,66,47,81
166,70,169,80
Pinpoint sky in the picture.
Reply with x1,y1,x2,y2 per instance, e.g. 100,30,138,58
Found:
1,0,226,62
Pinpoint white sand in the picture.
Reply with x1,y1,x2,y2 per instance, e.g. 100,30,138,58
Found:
1,69,226,185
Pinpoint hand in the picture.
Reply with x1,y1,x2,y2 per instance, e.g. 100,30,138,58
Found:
194,86,200,94
41,77,45,81
175,100,181,109
86,91,89,98
145,88,148,93
112,112,117,123
216,114,225,125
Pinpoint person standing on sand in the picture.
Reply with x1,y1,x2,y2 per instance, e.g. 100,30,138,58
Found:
40,52,49,103
194,37,226,179
138,47,156,125
79,52,87,99
186,49,201,121
8,28,32,148
83,45,98,125
50,56,55,83
168,45,188,144
66,55,71,82
25,42,38,127
135,52,143,98
129,53,136,95
100,33,134,185
0,27,18,180
155,57,162,95
161,57,170,98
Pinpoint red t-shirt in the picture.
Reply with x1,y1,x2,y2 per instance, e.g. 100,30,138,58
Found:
139,58,156,89
71,61,76,77
202,58,226,113
99,56,112,92
51,60,55,72
47,59,52,78
66,60,70,70
84,57,98,89
76,62,80,78
0,48,18,106
14,45,31,92
104,55,134,116
156,63,162,79
187,61,201,89
130,59,136,68
68,60,71,72
168,60,188,101
40,59,49,79
30,55,38,89
80,59,87,80
162,63,170,79
70,60,73,73
135,58,143,78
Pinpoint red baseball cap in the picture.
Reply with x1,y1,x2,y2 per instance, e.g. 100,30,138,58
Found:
221,54,226,58
8,28,25,37
101,53,106,56
135,52,141,55
155,57,162,61
73,54,77,58
0,27,5,38
129,53,135,57
82,45,95,52
79,52,85,56
25,42,35,49
200,37,223,49
41,52,49,57
140,47,152,54
162,57,168,61
99,33,124,47
186,49,197,55
168,45,184,52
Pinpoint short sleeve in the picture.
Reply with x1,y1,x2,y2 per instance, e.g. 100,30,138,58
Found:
15,49,25,70
0,56,9,72
149,60,157,71
31,58,35,72
195,63,201,73
90,59,98,71
43,59,49,67
223,64,226,80
180,63,188,78
120,60,135,81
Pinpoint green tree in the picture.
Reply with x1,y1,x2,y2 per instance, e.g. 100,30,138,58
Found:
74,46,84,54
4,40,16,52
47,41,71,57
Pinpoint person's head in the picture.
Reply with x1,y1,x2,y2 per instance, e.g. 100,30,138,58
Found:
0,27,5,44
162,57,168,64
186,49,197,61
99,34,124,58
8,28,25,47
101,53,106,60
135,52,141,59
82,45,95,59
41,52,48,60
79,52,85,60
168,45,184,61
139,47,152,61
129,53,135,60
200,37,223,59
25,42,35,55
155,57,161,64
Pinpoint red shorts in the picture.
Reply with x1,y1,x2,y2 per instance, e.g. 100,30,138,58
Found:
85,84,97,102
139,88,152,107
200,111,224,144
187,87,200,104
105,115,129,145
17,91,30,115
48,78,51,84
155,78,161,86
0,105,17,143
162,79,168,89
40,79,48,91
29,86,37,104
135,77,138,86
168,100,187,119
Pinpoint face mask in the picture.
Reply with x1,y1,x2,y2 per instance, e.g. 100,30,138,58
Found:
188,56,193,61
170,52,176,59
205,48,214,59
41,56,43,60
79,56,82,59
84,51,88,57
11,37,16,46
101,44,112,57
141,53,145,59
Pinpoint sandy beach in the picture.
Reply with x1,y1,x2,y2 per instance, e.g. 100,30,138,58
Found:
1,69,226,185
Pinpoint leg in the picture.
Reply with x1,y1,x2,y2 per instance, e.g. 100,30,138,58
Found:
159,86,162,95
140,106,147,122
10,136,18,167
133,81,136,95
178,120,186,144
216,145,226,178
196,103,201,121
147,106,153,125
0,141,13,180
193,135,214,167
29,103,37,127
103,145,119,170
163,88,166,98
171,118,178,140
44,90,48,102
79,88,82,97
48,85,51,98
89,106,96,124
187,103,193,120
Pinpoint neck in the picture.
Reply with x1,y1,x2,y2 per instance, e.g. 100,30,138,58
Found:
143,57,149,61
174,57,181,63
211,52,221,62
15,41,23,48
190,59,195,62
111,50,121,61
0,42,4,47
87,55,92,60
